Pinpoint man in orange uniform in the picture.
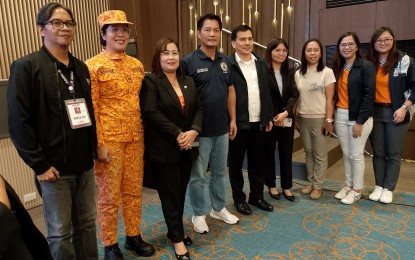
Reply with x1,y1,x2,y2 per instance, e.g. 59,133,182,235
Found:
85,10,155,260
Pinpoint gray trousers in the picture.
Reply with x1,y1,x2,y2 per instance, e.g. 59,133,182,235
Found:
370,106,410,191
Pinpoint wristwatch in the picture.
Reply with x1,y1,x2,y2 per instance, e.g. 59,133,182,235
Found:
402,104,410,110
325,118,334,123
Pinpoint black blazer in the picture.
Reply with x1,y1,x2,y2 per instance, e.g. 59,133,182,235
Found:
140,73,203,164
268,68,298,119
229,53,273,129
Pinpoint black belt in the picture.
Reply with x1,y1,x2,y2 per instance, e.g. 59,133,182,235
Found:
374,102,392,107
249,122,263,131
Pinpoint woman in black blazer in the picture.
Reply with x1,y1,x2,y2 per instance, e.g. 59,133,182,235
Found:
140,38,202,260
264,38,298,202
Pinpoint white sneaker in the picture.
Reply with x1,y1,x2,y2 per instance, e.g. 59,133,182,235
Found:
335,187,352,200
369,186,384,201
379,189,393,204
341,190,361,205
191,215,209,234
210,208,239,225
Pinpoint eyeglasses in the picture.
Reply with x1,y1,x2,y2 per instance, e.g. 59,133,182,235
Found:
44,20,77,30
106,26,131,35
375,38,393,45
340,42,356,48
161,51,179,57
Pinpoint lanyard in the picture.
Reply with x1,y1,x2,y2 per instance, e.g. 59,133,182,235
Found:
57,69,76,99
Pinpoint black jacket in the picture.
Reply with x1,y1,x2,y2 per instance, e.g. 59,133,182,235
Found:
0,176,52,260
387,52,415,124
229,53,273,129
7,47,97,175
140,73,203,164
336,57,376,124
268,68,298,118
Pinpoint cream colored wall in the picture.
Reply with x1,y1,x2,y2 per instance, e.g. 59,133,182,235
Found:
0,0,109,79
0,138,42,208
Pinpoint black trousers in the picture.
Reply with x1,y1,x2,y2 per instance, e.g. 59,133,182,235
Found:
228,123,266,203
150,154,192,243
264,124,294,190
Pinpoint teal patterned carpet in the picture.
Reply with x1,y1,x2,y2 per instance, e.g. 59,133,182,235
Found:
97,176,415,259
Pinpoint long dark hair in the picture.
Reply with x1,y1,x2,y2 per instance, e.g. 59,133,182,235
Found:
151,38,182,77
367,26,400,74
332,32,363,80
299,38,325,75
265,38,289,74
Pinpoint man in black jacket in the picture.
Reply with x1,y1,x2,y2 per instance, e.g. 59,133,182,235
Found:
228,25,274,215
7,3,98,259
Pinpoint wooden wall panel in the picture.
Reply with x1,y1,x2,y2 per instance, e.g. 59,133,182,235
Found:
0,0,109,79
319,3,377,46
109,0,179,70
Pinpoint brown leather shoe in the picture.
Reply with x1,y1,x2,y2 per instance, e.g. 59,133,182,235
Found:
310,188,322,200
301,185,313,195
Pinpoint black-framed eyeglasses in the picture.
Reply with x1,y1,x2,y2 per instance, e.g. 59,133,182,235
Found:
375,38,393,45
339,42,356,48
44,20,77,30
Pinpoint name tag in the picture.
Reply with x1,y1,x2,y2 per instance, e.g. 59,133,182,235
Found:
64,98,92,129
197,68,208,73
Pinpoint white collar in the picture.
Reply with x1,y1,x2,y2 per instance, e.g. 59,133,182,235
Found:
235,52,257,65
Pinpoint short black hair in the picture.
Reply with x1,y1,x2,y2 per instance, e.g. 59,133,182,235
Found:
37,2,75,26
197,13,222,31
231,24,253,41
100,24,110,46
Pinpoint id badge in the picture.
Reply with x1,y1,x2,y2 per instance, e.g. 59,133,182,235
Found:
64,98,92,129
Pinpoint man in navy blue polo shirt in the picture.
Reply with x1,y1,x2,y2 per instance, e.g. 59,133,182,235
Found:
182,13,239,234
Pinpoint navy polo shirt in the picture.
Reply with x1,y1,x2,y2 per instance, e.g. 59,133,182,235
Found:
182,48,233,137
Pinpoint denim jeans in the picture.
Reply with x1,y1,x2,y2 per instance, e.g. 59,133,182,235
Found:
40,168,98,260
335,108,373,190
370,106,410,191
189,133,228,216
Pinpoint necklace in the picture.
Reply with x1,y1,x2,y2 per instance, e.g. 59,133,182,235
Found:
379,59,387,67
344,64,353,70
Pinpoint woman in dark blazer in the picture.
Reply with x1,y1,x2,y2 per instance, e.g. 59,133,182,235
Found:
264,38,298,202
140,38,202,260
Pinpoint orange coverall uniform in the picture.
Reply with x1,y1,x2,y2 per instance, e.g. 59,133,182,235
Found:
86,50,145,246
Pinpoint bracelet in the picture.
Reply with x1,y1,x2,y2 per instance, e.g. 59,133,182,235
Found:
402,104,410,111
325,118,334,123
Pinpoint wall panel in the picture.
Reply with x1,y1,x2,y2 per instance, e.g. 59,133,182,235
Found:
0,0,109,79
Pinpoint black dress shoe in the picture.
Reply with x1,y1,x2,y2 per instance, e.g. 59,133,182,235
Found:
283,190,295,202
268,189,281,200
183,236,193,246
104,243,124,260
125,234,155,257
234,202,252,215
248,198,274,211
175,250,191,260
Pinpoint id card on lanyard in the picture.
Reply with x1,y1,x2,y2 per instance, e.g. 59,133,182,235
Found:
58,69,92,129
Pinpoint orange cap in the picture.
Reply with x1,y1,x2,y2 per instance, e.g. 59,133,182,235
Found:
98,10,133,30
